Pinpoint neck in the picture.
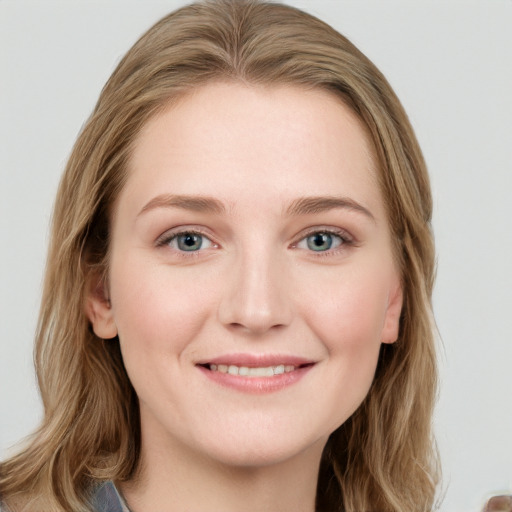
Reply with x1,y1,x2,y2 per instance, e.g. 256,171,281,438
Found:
118,425,326,512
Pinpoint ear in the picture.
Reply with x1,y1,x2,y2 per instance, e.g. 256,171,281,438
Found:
85,271,118,339
381,277,404,345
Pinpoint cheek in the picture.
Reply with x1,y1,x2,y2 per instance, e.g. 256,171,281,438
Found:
294,265,392,428
297,265,391,350
109,257,218,362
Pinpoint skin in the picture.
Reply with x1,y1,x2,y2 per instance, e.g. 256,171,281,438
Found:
87,82,403,512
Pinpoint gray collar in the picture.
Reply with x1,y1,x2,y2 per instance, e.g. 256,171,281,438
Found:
90,481,131,512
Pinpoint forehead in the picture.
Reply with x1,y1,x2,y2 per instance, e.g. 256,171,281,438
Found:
122,81,383,218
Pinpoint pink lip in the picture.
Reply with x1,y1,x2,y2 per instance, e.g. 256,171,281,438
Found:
196,353,316,394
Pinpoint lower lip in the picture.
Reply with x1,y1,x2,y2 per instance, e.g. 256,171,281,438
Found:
197,365,314,394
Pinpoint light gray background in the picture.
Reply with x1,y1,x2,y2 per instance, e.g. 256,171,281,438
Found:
1,1,511,511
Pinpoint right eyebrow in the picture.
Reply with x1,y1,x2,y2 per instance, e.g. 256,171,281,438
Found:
285,195,375,222
137,194,226,217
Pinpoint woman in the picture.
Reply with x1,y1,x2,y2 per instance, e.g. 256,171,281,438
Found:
0,1,439,511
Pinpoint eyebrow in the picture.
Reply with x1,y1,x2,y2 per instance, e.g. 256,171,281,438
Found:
285,196,375,221
138,194,226,216
137,193,374,221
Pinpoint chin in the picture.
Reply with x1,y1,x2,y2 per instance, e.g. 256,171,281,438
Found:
195,428,329,470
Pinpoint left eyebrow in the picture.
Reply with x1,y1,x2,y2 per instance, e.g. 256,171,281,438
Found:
138,194,226,217
285,196,375,222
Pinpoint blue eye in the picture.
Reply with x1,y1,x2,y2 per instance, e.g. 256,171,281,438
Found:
166,232,213,252
177,233,203,251
297,231,344,252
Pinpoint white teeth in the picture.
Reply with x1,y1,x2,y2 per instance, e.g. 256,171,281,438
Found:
274,364,285,375
208,363,297,377
256,367,274,377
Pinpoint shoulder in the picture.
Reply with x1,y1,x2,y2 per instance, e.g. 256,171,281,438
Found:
0,481,129,512
90,481,130,512
0,497,12,512
0,498,13,512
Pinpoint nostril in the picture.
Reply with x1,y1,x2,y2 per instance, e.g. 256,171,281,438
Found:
224,320,287,336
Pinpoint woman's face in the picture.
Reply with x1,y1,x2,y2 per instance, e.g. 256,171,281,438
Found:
88,82,402,468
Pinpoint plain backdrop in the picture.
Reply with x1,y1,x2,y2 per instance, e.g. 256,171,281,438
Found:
1,1,511,511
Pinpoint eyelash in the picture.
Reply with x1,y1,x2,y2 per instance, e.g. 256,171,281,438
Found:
155,227,354,257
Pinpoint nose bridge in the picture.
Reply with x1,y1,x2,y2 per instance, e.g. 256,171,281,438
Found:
218,237,292,334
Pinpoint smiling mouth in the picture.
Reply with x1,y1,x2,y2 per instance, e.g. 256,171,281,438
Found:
200,363,313,378
196,358,315,393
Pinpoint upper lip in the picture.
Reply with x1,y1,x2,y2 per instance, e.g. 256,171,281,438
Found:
196,353,316,368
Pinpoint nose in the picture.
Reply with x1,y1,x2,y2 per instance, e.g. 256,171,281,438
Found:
217,249,293,336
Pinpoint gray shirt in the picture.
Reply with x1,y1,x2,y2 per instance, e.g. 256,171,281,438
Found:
90,481,131,512
0,481,130,512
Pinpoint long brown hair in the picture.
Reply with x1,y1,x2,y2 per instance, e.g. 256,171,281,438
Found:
0,1,439,510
